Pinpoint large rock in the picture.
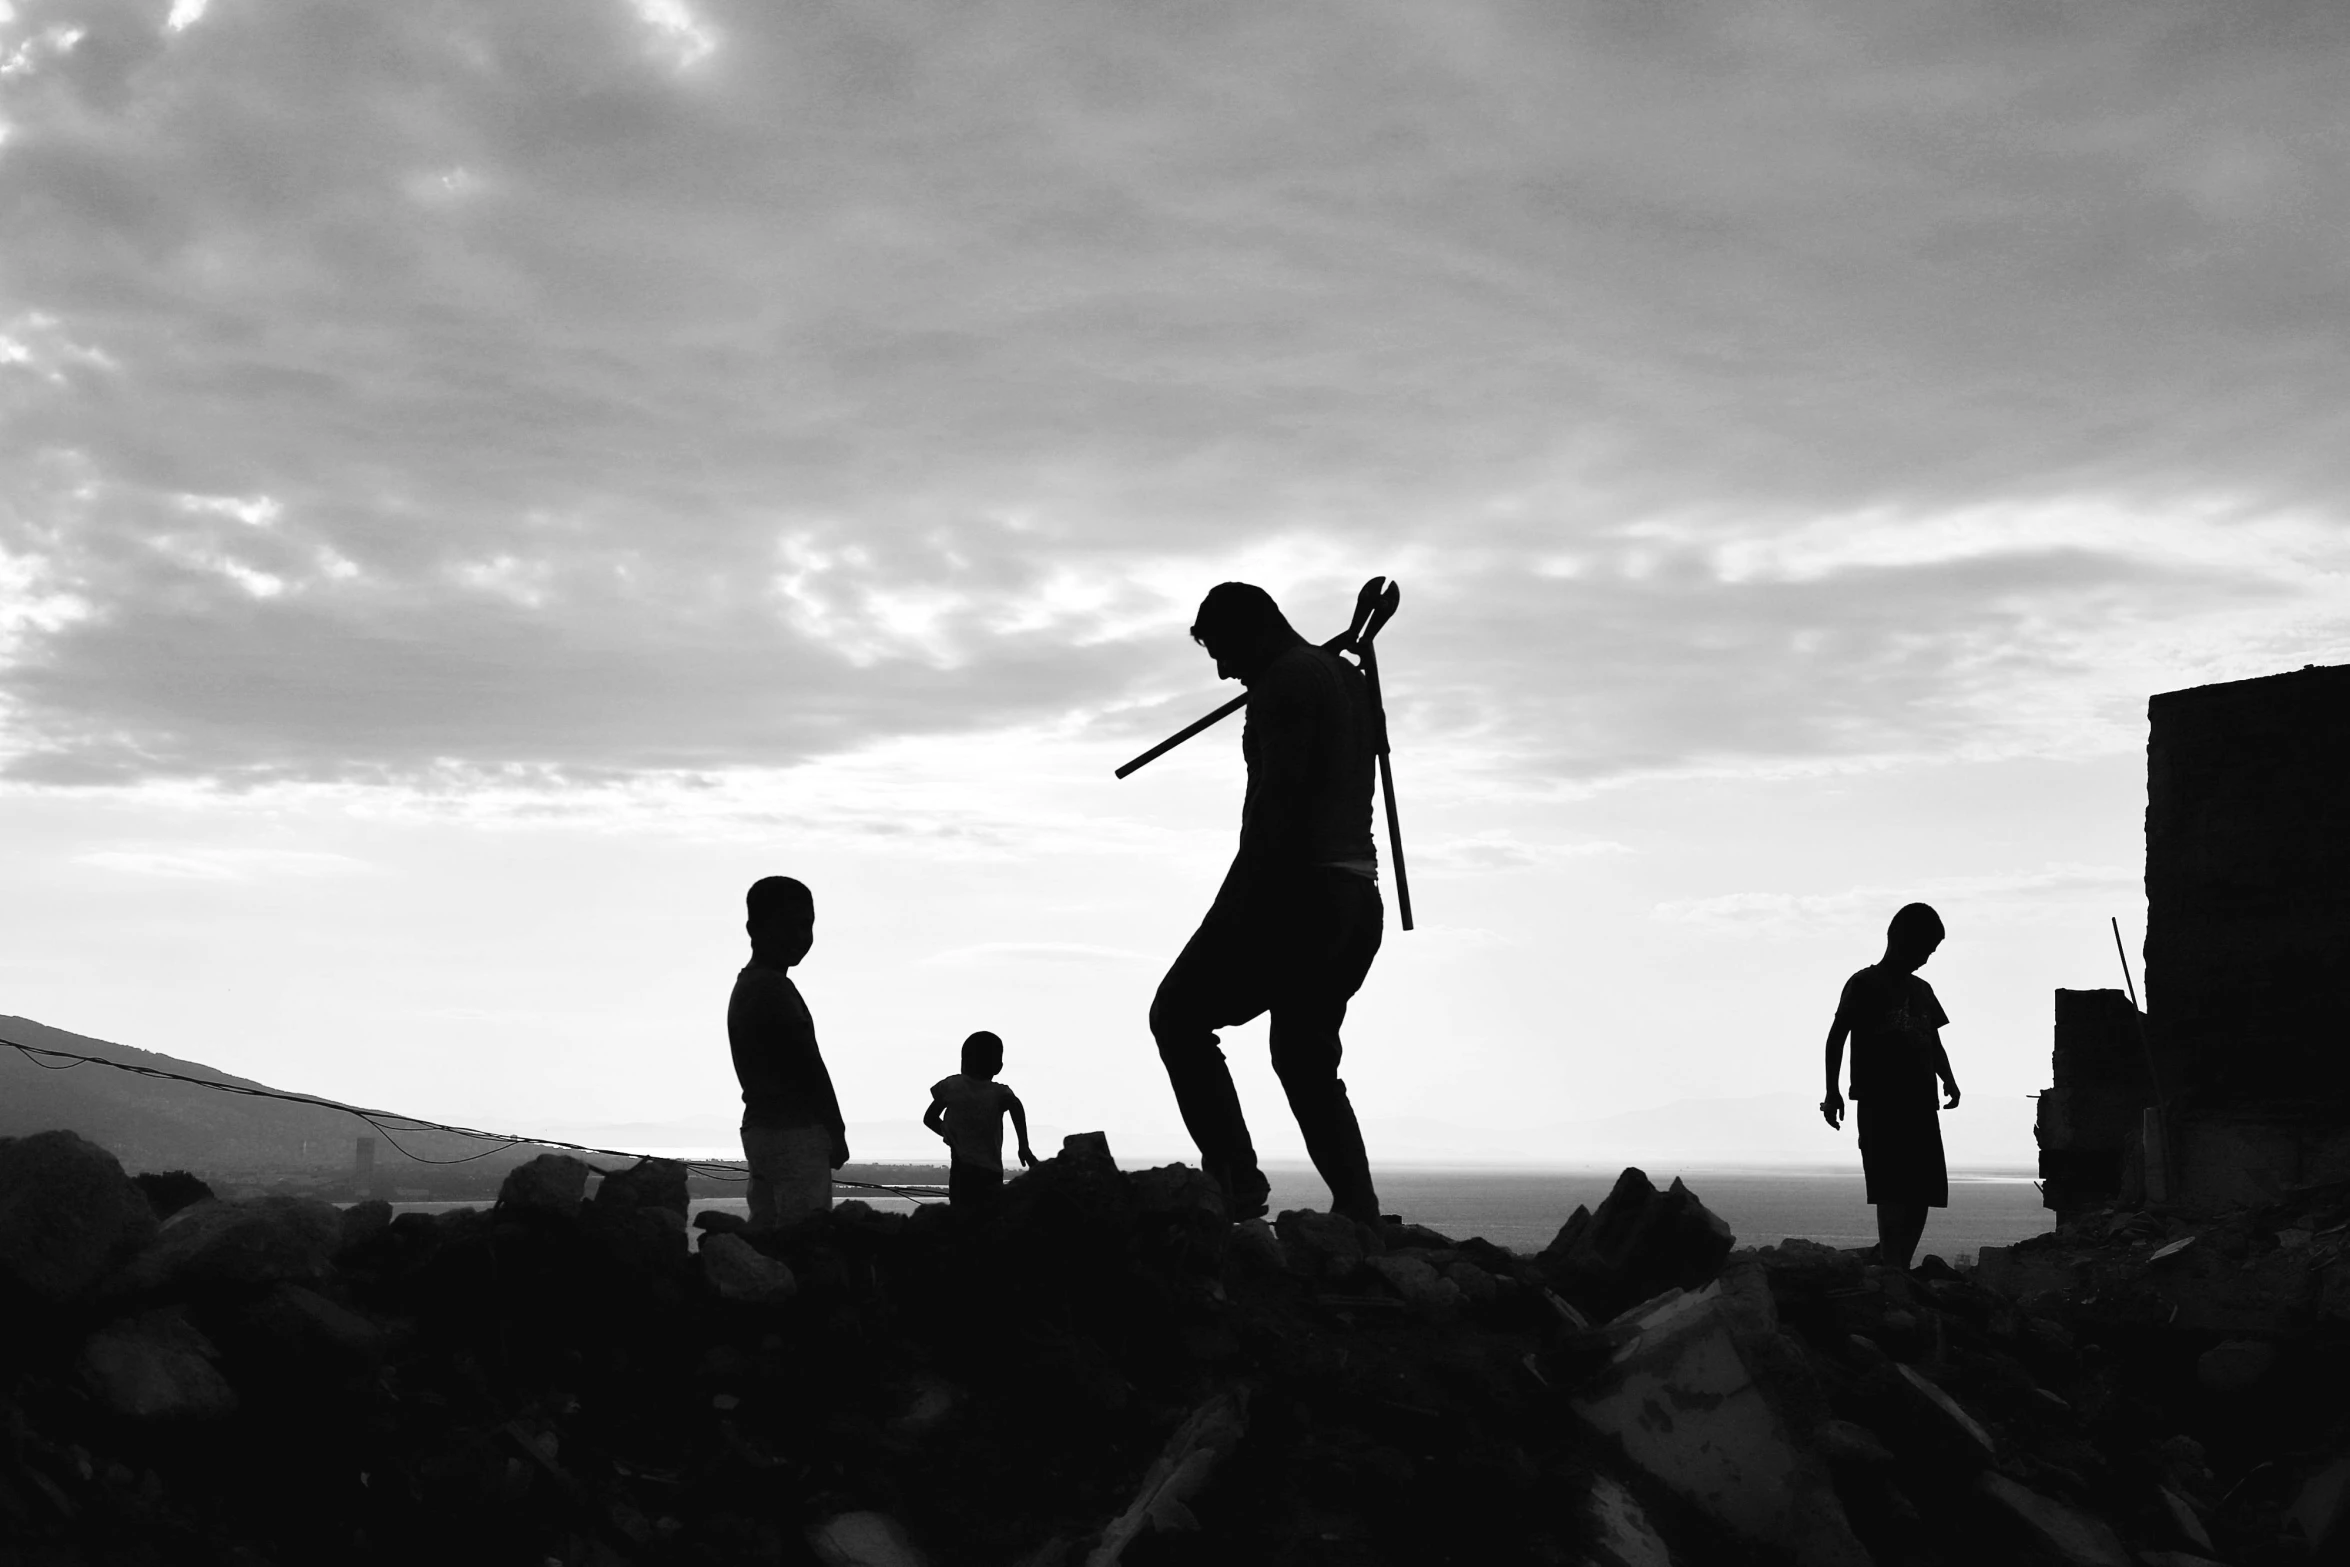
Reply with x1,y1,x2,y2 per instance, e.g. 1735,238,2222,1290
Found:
111,1194,343,1296
496,1153,594,1214
1569,1281,1869,1567
236,1282,390,1367
132,1170,215,1221
809,1511,930,1567
0,1130,158,1304
1974,1474,2127,1566
82,1307,237,1420
594,1157,690,1217
702,1233,798,1304
1540,1168,1734,1319
1583,1473,1673,1567
1276,1209,1378,1282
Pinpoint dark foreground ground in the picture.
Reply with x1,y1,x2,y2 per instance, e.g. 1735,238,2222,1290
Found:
1,1128,2345,1565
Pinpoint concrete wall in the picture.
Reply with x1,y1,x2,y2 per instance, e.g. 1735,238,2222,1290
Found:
2146,662,2350,1111
2036,988,2150,1220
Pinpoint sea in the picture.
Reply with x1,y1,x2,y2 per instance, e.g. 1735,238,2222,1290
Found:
403,1163,2050,1263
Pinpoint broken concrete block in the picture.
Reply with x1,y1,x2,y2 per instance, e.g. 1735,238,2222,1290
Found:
1814,1419,1896,1472
1059,1132,1116,1168
1540,1168,1735,1319
2156,1485,2213,1552
0,1130,158,1304
111,1195,343,1296
495,1153,594,1214
2195,1336,2277,1393
701,1233,798,1305
1974,1244,2083,1302
1127,1164,1224,1218
1367,1254,1466,1317
593,1157,691,1217
82,1308,237,1420
1276,1210,1374,1282
237,1282,390,1367
809,1511,931,1567
2288,1450,2350,1552
1581,1473,1672,1567
1569,1282,1869,1567
1974,1473,2127,1567
1892,1364,1995,1459
1085,1387,1249,1565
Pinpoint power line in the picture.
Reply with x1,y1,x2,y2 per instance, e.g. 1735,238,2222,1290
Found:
0,1034,945,1202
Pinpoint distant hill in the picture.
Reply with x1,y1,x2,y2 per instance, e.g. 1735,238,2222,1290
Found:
0,1013,540,1183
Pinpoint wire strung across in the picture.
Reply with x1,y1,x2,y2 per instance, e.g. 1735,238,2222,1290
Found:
0,1034,945,1202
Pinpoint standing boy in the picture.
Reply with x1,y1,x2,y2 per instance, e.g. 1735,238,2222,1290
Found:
729,876,849,1230
1821,902,1962,1270
924,1030,1036,1212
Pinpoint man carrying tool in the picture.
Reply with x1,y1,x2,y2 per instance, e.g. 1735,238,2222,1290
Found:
1148,582,1386,1225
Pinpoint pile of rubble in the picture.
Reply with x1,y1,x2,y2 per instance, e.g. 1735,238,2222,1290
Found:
1,1128,2343,1565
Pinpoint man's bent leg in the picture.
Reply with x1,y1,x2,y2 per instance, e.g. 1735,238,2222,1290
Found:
1151,918,1272,1218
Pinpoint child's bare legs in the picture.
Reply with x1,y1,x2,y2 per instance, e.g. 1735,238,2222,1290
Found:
1875,1201,1929,1270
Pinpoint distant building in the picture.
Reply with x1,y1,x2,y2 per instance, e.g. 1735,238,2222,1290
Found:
2039,661,2350,1217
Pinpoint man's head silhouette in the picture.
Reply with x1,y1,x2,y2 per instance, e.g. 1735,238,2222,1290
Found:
1190,582,1306,683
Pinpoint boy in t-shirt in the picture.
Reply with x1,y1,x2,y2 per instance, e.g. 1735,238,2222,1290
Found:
1820,902,1962,1271
923,1030,1036,1211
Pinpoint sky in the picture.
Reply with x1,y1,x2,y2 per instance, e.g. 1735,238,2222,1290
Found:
2,0,2346,1168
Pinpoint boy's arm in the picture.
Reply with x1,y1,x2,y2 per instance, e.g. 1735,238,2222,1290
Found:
922,1096,949,1142
1005,1090,1036,1169
1821,1019,1850,1130
1932,1032,1962,1108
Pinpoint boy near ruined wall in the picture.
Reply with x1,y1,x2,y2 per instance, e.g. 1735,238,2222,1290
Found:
1820,901,1963,1271
924,1030,1036,1213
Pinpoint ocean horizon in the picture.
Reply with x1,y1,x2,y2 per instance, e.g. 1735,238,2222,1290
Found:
404,1160,2054,1262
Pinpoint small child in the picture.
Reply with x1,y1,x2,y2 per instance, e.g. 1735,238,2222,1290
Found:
924,1030,1036,1211
1820,902,1962,1271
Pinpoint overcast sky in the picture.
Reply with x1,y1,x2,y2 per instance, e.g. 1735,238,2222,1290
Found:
3,0,2345,1167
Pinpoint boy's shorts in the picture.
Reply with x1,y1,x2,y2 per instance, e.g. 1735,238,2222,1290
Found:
948,1160,1002,1211
741,1123,833,1228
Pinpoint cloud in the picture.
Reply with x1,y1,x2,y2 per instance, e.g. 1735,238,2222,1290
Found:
1,0,2346,796
1652,861,2137,934
922,940,1154,968
75,846,374,879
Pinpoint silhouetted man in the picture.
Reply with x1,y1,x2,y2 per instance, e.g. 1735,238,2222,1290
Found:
730,876,849,1229
1149,582,1384,1224
1821,902,1962,1270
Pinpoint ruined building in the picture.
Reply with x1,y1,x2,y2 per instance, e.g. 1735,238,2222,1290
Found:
2039,660,2350,1217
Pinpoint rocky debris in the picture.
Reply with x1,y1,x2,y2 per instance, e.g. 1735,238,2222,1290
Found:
7,1134,2346,1565
81,1307,237,1421
1085,1386,1249,1564
1568,1274,1871,1567
1539,1166,1735,1321
497,1152,595,1214
809,1509,932,1566
109,1192,343,1297
1975,1473,2129,1566
0,1129,159,1304
132,1169,216,1221
594,1156,691,1217
700,1232,797,1304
